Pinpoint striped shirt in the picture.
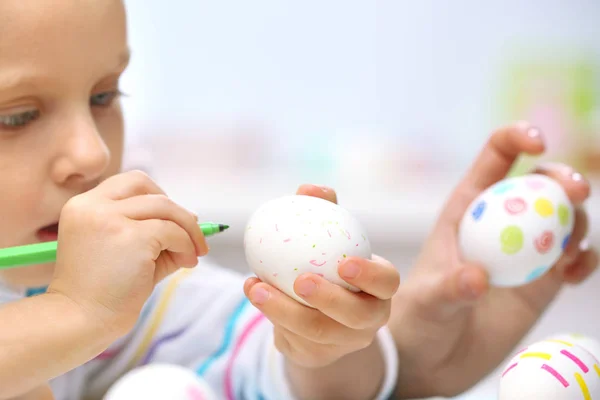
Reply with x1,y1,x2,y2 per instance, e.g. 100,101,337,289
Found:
1,260,398,399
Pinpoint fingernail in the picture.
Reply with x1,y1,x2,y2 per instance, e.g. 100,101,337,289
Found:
527,127,543,140
580,238,590,252
296,279,316,297
251,288,270,305
316,185,329,193
572,172,585,182
459,270,478,299
198,244,209,257
341,262,361,279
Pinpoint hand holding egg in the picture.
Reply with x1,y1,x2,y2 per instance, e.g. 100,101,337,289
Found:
459,174,574,286
244,194,372,306
243,188,400,372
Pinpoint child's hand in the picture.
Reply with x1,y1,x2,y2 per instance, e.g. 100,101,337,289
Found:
244,184,400,369
388,122,598,398
48,170,207,336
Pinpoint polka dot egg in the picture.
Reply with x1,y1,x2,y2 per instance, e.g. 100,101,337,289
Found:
104,364,218,400
244,195,372,307
498,339,600,399
459,174,574,287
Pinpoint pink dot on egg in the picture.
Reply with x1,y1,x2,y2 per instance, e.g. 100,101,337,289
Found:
283,238,291,243
534,231,554,254
504,197,527,215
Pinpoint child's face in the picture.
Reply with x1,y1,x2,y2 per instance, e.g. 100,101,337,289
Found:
0,0,129,287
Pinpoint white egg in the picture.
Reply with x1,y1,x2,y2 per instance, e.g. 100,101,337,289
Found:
104,364,218,400
244,195,372,306
498,339,600,400
547,333,600,362
459,174,574,287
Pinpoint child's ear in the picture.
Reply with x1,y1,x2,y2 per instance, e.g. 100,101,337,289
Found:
296,184,338,204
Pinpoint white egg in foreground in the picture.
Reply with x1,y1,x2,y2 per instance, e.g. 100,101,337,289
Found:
104,364,217,400
459,174,574,287
498,339,600,399
244,195,372,306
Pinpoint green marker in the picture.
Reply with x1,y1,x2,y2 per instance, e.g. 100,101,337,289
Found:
0,222,229,269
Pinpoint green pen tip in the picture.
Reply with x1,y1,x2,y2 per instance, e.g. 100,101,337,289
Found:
221,224,230,231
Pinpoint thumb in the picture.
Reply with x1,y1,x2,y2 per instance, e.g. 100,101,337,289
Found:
411,264,489,317
296,184,338,204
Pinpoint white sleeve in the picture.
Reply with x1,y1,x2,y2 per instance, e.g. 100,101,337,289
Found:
259,326,399,400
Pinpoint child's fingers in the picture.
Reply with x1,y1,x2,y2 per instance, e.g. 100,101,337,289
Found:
93,170,166,200
440,122,545,226
553,207,588,273
118,194,207,256
246,280,368,346
139,219,199,267
411,266,489,318
563,248,599,285
532,162,591,205
338,255,400,300
294,274,389,330
296,184,338,204
460,122,545,193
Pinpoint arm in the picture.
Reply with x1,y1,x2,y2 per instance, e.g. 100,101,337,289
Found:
281,327,398,400
0,293,114,399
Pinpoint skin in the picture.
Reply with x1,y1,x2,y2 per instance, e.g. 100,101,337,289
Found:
386,123,598,398
0,1,400,399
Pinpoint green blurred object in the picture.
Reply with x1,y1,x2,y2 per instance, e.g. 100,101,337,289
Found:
497,50,598,177
0,222,229,269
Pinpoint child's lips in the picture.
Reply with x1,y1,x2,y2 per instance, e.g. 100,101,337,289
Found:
36,222,59,242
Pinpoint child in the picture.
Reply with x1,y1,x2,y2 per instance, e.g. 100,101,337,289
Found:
0,1,399,399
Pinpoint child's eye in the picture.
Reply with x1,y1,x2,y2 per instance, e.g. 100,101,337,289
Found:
0,110,40,129
90,90,122,107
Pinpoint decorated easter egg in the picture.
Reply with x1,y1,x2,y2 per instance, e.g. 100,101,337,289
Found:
548,333,600,361
104,364,218,400
244,195,372,306
499,339,600,399
458,174,574,287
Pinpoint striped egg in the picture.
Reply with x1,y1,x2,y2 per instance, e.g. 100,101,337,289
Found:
499,339,600,399
459,174,574,287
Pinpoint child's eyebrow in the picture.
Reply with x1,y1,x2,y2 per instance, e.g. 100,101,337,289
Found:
0,69,42,93
0,49,131,93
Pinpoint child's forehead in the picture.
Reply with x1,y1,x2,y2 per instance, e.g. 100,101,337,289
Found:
0,0,128,87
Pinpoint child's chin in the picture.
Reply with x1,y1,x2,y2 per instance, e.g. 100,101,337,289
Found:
0,262,55,288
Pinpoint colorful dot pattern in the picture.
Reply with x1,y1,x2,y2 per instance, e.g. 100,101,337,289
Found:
471,178,572,258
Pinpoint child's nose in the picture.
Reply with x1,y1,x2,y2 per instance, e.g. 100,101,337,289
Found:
51,114,111,186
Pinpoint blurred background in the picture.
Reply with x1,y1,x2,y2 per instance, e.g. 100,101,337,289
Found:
120,1,600,398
